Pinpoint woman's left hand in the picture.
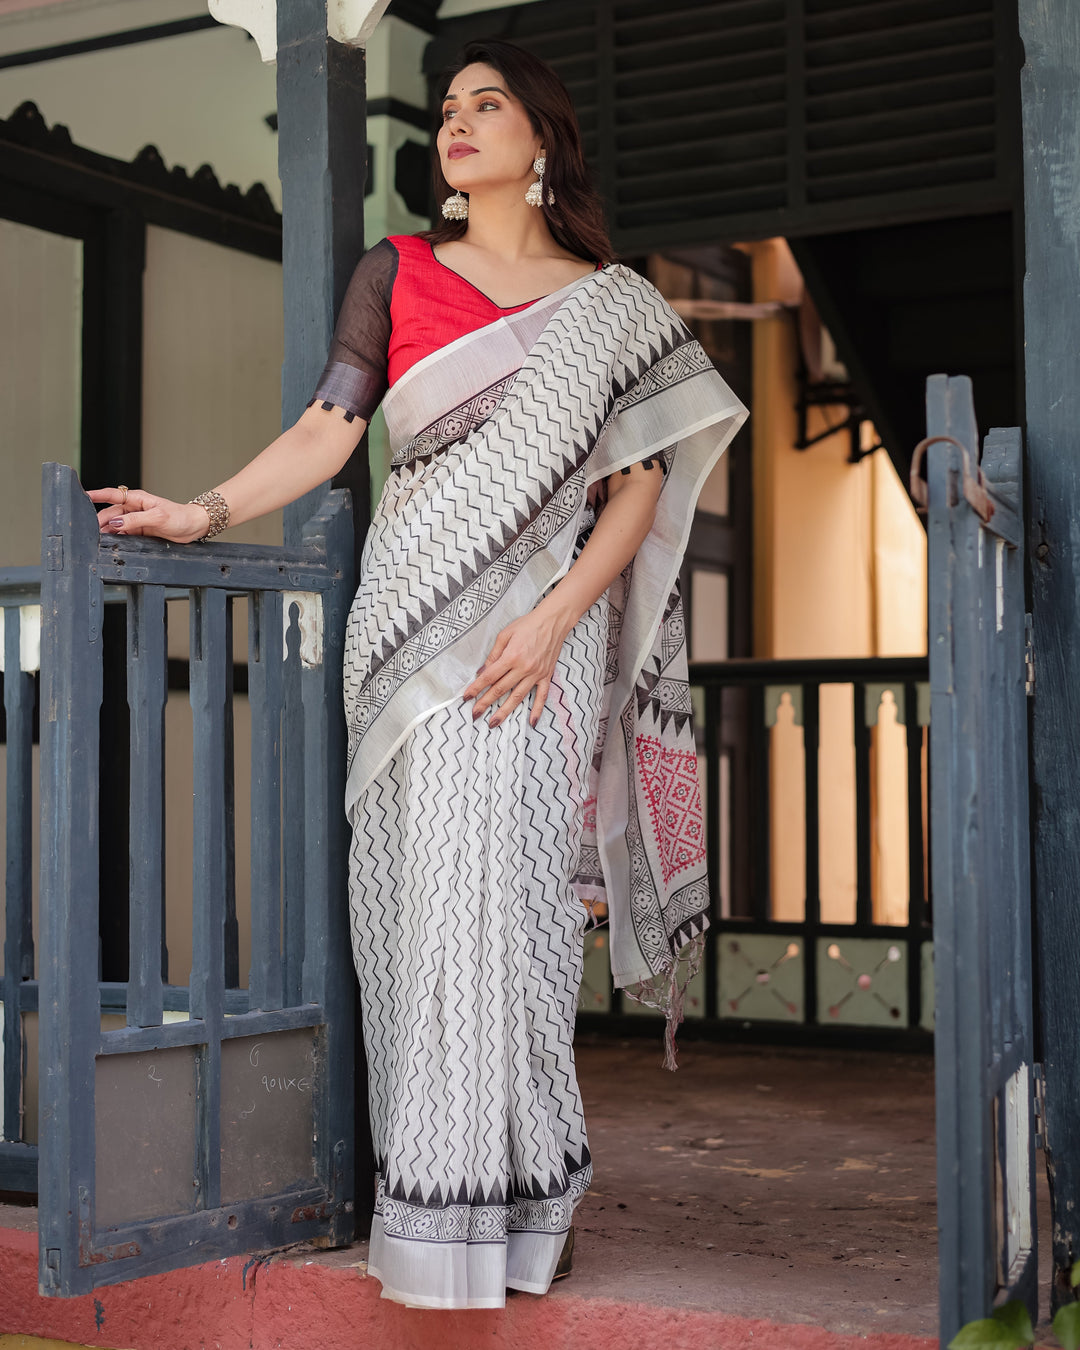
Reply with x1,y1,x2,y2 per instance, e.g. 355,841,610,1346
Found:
462,600,574,727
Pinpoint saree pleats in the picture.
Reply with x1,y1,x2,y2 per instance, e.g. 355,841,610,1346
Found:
348,598,607,1308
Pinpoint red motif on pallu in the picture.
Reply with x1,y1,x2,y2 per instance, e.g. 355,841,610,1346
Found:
634,736,705,883
582,796,597,833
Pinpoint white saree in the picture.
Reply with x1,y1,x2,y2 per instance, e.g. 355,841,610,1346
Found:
343,262,746,1307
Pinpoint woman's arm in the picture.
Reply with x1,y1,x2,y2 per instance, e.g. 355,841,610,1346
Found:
463,462,664,726
87,403,367,543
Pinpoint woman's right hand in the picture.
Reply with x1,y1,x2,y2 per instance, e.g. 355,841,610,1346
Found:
87,487,211,545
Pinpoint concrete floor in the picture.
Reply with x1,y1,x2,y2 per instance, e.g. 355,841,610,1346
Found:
559,1036,940,1338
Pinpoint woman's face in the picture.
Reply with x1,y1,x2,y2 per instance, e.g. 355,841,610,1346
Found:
437,62,543,196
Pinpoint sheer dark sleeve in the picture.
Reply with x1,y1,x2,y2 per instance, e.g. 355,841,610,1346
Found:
306,238,398,423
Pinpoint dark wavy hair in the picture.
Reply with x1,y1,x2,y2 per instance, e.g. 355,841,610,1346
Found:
421,39,614,265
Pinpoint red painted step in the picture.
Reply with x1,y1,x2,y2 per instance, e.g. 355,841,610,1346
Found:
0,1227,936,1350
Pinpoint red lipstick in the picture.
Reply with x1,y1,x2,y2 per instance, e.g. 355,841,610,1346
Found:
448,144,478,159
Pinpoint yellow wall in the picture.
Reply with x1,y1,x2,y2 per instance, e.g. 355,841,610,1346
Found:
745,239,927,926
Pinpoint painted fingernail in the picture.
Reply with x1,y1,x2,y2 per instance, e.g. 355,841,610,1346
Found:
108,519,124,529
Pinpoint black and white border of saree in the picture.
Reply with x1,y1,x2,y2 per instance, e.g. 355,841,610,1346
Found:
375,1156,592,1243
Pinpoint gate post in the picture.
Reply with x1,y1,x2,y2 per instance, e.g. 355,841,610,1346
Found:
37,464,104,1294
275,0,374,561
1019,0,1080,1309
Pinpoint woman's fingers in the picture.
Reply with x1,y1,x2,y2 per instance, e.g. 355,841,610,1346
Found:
103,508,159,537
462,633,512,700
88,487,151,513
88,489,202,543
87,487,129,507
91,488,157,533
471,667,525,719
488,677,537,728
529,676,552,727
461,612,566,725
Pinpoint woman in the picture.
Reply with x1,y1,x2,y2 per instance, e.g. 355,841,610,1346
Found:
89,40,746,1310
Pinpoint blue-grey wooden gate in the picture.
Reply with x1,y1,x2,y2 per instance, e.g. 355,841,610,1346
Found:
912,376,1037,1343
37,463,356,1296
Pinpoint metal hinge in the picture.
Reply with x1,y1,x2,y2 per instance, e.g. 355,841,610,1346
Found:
1034,1063,1046,1150
1025,614,1035,697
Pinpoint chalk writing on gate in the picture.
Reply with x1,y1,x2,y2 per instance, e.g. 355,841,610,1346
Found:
260,1075,312,1094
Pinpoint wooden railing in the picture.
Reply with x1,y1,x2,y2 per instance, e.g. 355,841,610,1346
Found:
578,655,933,1047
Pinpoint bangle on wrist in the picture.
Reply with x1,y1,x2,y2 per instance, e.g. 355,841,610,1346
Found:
188,489,230,541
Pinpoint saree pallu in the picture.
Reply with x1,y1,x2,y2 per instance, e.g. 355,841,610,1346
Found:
344,263,746,1307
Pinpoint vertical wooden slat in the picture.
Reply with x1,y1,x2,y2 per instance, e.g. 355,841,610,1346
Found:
126,585,166,1029
282,602,305,1007
785,0,807,211
802,681,821,927
703,684,721,1020
927,376,995,1340
853,681,873,927
902,681,926,1031
726,685,752,918
297,495,360,1240
988,427,1038,1313
300,658,330,1009
38,463,104,1297
750,684,770,923
223,599,239,989
188,587,226,1210
802,680,820,1025
3,607,35,1141
248,590,283,1012
98,603,130,982
904,680,928,929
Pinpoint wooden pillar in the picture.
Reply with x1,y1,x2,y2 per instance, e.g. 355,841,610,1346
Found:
272,0,384,1232
1020,0,1080,1309
275,0,369,556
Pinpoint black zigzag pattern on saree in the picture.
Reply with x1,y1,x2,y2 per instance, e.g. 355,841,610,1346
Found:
391,375,516,467
344,272,710,748
347,613,604,1228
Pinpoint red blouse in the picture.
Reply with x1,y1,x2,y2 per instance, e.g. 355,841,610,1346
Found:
309,234,601,423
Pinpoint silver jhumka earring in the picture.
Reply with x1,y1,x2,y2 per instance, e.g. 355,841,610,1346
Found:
441,190,469,220
525,155,555,207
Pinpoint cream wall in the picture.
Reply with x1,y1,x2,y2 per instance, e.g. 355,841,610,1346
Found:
0,218,82,566
0,0,281,206
745,239,927,927
141,226,284,546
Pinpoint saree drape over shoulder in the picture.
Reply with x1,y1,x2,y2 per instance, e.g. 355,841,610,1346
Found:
335,257,746,1309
